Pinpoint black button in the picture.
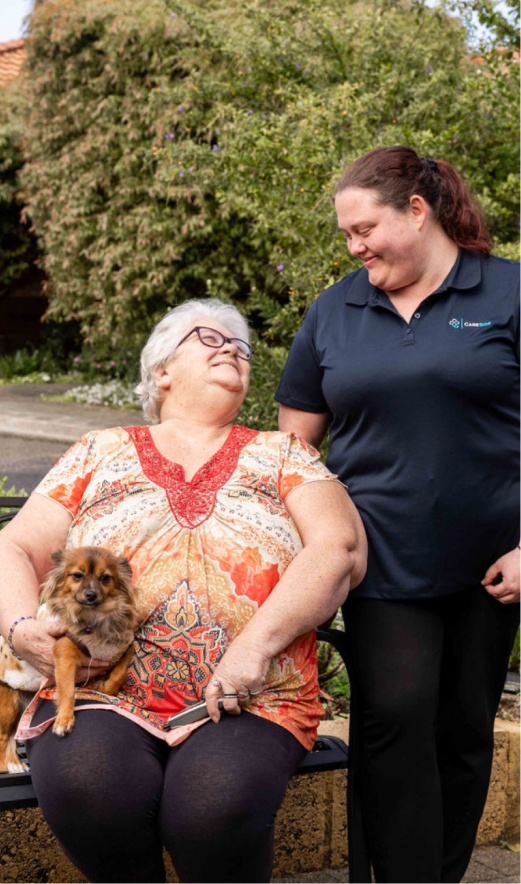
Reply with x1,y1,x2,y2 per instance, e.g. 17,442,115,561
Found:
406,328,412,335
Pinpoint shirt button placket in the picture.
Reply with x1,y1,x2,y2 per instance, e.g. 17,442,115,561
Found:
403,311,421,344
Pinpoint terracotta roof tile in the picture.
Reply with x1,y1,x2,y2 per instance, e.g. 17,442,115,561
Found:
0,39,26,87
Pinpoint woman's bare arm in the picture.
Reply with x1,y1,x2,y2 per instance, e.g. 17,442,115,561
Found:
0,494,107,680
278,405,330,449
206,479,367,719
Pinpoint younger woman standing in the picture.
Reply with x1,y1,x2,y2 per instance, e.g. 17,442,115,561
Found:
277,146,520,883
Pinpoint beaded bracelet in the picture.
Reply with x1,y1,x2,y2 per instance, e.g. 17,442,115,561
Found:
7,616,35,661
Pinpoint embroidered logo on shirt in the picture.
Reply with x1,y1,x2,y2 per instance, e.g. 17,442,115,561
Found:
449,318,492,329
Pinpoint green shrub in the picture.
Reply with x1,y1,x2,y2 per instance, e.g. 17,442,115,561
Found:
0,476,28,527
0,345,66,381
0,81,40,296
0,476,27,498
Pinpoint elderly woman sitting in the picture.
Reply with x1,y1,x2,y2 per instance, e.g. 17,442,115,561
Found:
0,299,366,884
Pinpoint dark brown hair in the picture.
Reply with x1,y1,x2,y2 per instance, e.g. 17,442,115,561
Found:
335,146,492,255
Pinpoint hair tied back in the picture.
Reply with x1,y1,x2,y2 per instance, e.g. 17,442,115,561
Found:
422,157,438,174
334,146,492,254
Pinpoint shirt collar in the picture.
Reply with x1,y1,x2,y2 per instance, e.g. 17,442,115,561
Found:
344,248,483,306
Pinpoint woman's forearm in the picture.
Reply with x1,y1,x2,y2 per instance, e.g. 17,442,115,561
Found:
0,536,63,675
0,495,72,665
231,479,366,659
236,538,360,659
0,536,42,639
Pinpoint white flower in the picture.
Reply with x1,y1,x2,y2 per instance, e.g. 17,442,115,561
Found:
64,381,140,410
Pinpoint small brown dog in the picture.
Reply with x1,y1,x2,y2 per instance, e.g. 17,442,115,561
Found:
0,546,139,771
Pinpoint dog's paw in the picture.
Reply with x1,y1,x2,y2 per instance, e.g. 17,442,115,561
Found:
52,717,75,737
7,759,29,773
92,680,107,694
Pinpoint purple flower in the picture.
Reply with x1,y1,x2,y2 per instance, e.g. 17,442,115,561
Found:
110,361,116,366
453,136,458,143
165,133,175,139
170,13,176,18
261,113,268,118
246,110,253,115
212,144,219,151
179,171,185,177
296,63,302,70
177,105,183,113
215,129,220,134
425,66,433,74
96,363,101,369
276,264,284,272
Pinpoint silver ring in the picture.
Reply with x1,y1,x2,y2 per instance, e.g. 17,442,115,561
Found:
237,690,249,698
249,690,262,697
211,677,221,687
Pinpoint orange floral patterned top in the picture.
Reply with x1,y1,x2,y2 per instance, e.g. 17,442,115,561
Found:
20,426,338,750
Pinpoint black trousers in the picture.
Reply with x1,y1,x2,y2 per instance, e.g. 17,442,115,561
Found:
343,585,519,884
26,707,306,884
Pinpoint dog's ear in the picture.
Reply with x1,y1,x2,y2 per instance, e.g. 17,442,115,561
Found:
50,550,65,567
41,551,66,603
116,557,133,581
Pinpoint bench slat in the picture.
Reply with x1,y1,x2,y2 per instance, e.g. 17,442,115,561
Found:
0,773,37,809
296,735,349,775
0,731,349,811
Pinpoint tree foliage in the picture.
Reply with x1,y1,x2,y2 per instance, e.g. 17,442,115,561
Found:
4,0,518,425
0,81,38,296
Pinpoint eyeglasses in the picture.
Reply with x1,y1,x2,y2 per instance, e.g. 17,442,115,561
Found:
178,326,253,361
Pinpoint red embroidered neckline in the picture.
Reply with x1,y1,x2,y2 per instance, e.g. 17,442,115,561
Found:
125,425,258,528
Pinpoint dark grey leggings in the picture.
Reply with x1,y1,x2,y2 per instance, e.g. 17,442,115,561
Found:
26,706,306,883
344,586,519,883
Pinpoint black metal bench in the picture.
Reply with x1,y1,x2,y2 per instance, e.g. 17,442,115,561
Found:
0,635,350,809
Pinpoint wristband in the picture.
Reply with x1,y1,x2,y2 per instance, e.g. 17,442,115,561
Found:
7,616,35,661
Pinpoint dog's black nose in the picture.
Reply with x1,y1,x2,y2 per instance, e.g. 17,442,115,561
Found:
84,589,98,603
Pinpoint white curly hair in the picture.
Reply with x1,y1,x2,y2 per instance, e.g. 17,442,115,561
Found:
135,298,251,423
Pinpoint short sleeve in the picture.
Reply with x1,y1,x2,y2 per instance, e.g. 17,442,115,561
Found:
275,300,329,413
278,433,338,501
33,432,98,517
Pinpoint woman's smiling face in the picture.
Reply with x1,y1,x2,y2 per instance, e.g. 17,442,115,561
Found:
335,187,427,294
157,317,251,399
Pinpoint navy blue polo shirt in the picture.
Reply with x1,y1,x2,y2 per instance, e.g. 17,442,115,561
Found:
276,250,520,599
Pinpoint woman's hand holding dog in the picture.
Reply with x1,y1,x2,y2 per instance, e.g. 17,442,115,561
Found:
12,619,109,683
11,618,65,679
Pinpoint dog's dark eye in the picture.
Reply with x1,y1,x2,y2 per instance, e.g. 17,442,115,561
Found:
72,572,84,581
99,574,112,584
